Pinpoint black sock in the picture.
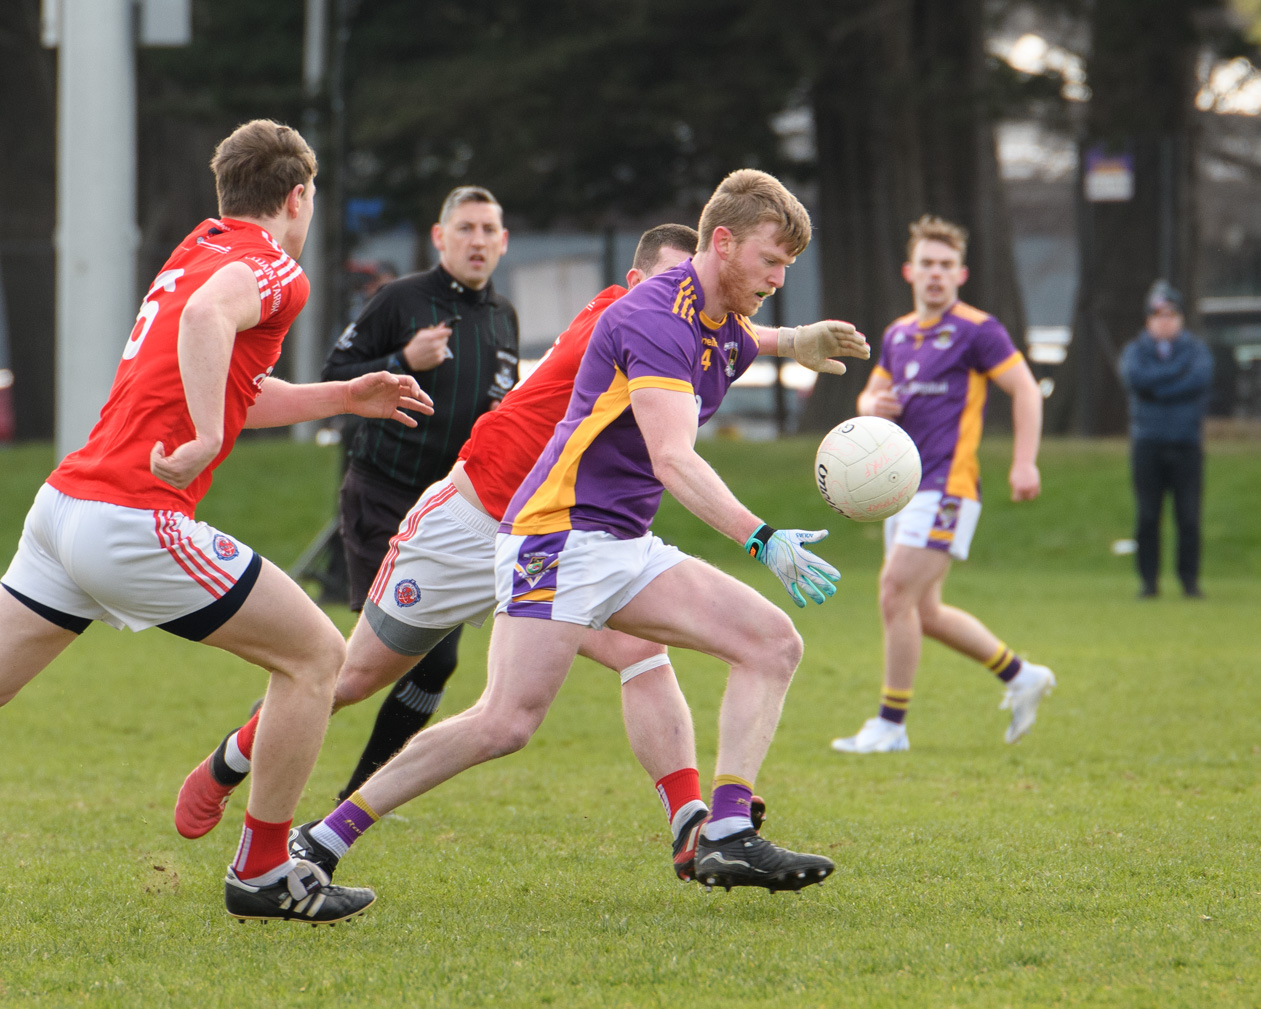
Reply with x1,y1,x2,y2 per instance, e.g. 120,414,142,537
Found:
209,729,249,787
337,627,462,800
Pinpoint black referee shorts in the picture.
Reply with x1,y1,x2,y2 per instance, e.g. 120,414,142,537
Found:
338,464,428,612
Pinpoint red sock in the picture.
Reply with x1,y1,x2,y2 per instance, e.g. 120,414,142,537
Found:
655,767,702,823
231,811,292,882
236,710,261,760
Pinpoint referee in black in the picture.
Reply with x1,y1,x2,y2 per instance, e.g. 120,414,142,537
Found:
322,185,519,799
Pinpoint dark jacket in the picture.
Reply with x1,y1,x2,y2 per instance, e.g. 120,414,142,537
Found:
323,264,519,490
1119,330,1213,445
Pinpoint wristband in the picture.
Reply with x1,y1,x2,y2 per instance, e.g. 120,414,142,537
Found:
776,326,798,359
387,352,406,372
744,523,776,560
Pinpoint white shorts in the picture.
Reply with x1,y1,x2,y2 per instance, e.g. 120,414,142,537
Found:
362,478,500,655
2,483,260,638
883,490,982,561
495,528,687,629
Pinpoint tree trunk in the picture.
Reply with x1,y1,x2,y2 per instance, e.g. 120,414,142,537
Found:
0,0,57,440
802,0,1026,432
1060,0,1201,436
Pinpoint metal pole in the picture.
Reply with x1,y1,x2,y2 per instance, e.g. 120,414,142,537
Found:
291,0,328,442
54,0,138,460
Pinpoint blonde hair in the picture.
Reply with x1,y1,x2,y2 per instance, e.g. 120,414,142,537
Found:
907,214,968,263
211,120,317,219
698,169,811,256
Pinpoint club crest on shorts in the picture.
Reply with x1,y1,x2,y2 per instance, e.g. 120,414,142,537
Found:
212,534,239,561
394,578,421,607
515,551,559,589
937,497,961,530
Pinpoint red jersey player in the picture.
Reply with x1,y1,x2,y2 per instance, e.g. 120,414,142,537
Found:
176,222,869,884
0,120,428,925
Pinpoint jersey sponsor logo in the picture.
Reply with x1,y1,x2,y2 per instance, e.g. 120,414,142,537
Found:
248,255,285,315
212,534,239,561
896,379,950,397
394,578,422,607
334,323,357,350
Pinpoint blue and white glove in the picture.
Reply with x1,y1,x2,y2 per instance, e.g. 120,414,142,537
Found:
744,524,840,608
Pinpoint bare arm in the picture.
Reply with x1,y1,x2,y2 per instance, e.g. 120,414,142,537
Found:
149,262,260,489
992,358,1042,501
631,384,841,606
244,372,432,429
630,386,762,545
856,369,901,419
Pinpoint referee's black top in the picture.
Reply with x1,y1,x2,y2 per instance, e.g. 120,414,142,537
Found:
322,264,520,492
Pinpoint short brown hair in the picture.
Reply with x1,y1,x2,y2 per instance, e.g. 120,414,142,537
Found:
632,224,698,272
211,120,317,219
697,169,811,256
907,214,968,263
438,185,503,225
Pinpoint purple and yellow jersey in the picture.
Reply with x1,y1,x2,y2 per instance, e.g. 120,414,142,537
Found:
502,259,760,539
873,301,1022,501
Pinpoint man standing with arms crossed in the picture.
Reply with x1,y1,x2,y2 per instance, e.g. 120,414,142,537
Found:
0,120,428,923
322,186,518,799
831,215,1055,755
283,170,865,894
1119,281,1214,599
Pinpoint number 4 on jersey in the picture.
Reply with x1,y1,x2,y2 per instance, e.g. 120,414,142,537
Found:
123,268,184,361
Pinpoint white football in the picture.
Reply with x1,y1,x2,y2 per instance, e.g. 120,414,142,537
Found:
815,416,922,521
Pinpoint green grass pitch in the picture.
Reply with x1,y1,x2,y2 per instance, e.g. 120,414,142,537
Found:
0,435,1258,1007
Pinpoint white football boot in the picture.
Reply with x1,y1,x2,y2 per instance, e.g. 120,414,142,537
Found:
1000,663,1056,743
831,717,909,753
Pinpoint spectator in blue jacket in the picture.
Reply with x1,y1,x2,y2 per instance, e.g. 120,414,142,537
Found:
1119,281,1214,599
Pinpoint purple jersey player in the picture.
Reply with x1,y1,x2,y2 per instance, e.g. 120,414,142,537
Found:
831,215,1056,756
877,302,1022,500
504,261,762,540
284,170,873,895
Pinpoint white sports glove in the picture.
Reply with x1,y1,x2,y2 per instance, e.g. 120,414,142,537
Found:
744,524,840,608
777,321,869,376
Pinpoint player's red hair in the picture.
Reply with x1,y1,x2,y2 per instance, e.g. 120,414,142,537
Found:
698,169,811,256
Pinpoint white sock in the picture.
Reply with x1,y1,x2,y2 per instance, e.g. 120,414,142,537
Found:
669,799,708,840
241,857,297,887
309,820,350,859
224,732,251,774
702,815,751,841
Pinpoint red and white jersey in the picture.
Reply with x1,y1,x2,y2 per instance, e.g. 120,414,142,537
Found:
458,285,626,520
49,218,309,516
